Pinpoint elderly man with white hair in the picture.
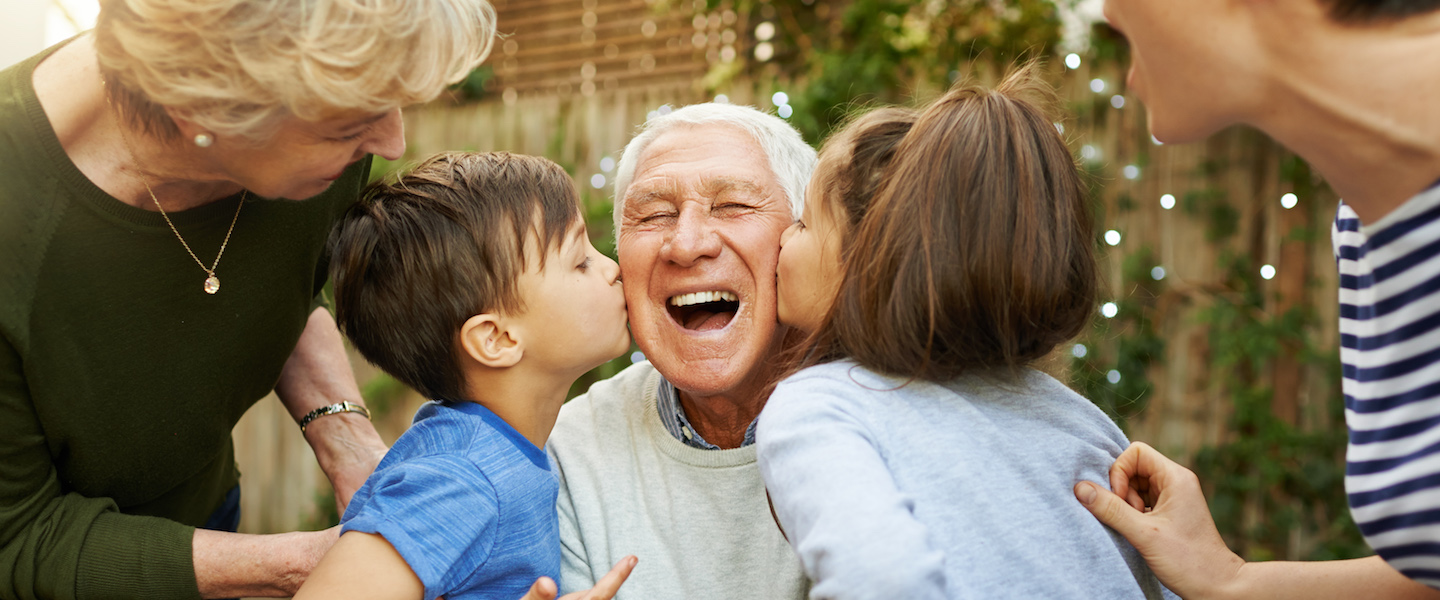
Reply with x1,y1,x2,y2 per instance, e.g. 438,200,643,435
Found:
546,103,816,598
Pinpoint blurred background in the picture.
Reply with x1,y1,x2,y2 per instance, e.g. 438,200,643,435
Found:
10,0,1366,566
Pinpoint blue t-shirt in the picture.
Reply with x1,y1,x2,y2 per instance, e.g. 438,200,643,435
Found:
341,400,559,600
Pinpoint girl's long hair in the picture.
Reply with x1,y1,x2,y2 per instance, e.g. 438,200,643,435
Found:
794,63,1096,384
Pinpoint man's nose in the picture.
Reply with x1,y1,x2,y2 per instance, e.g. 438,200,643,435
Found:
661,209,723,267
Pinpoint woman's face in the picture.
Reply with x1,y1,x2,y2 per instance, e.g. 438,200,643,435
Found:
1102,0,1255,143
776,158,847,333
209,108,406,200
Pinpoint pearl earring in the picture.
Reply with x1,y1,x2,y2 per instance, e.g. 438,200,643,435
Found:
194,133,213,148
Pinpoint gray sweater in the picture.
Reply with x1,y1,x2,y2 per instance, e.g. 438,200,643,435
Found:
756,361,1171,600
549,362,807,599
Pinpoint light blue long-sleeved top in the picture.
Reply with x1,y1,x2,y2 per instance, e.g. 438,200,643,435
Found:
756,361,1171,600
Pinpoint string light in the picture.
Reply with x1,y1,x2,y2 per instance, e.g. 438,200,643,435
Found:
1160,194,1176,210
1105,230,1122,246
1102,302,1118,318
1072,344,1088,358
1065,53,1081,69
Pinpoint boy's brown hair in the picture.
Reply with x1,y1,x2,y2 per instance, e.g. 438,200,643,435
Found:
329,152,580,400
808,63,1096,382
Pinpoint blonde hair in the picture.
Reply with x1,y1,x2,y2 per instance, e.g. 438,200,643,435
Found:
95,0,496,142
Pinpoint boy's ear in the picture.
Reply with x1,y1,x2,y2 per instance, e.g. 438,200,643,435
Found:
459,313,524,368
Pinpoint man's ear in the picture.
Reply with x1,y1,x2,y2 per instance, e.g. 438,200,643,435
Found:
459,313,524,368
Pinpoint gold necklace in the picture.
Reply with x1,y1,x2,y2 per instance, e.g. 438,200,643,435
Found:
106,93,243,295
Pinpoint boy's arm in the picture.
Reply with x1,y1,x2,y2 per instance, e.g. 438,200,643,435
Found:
1075,442,1440,600
293,531,424,600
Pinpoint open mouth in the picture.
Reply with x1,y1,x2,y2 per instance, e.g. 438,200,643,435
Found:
667,290,740,332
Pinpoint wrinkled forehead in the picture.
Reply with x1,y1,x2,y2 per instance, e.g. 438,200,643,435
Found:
625,123,784,207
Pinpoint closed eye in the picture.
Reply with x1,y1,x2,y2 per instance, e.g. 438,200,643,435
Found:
578,256,593,271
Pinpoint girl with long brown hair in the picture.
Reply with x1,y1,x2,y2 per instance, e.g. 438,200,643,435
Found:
756,65,1171,599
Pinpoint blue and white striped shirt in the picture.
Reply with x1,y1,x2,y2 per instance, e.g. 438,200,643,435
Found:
1337,182,1440,587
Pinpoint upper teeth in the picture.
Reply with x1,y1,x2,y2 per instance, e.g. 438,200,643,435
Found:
670,291,738,307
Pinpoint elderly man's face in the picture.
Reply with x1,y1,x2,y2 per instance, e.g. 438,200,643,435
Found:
618,123,793,397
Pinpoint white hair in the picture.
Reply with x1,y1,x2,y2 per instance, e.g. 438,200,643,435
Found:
96,0,496,142
612,103,817,234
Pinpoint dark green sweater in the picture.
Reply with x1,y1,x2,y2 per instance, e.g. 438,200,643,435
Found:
0,45,370,599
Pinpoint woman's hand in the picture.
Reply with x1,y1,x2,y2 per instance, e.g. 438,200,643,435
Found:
303,412,388,512
1074,441,1243,599
277,308,389,514
194,526,340,598
518,556,637,600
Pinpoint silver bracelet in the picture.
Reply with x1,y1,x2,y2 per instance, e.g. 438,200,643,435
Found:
298,401,371,432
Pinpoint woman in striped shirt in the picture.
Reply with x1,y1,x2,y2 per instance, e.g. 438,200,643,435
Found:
1074,0,1440,598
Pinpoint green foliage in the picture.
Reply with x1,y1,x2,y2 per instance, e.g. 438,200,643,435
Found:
448,66,494,102
1071,247,1165,430
752,0,1063,143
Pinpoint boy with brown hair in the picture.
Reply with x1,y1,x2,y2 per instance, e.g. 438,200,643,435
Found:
293,152,634,600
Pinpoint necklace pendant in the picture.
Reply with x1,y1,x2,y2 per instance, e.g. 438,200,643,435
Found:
204,275,220,295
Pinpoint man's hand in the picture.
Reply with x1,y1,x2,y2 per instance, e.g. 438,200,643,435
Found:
1074,441,1244,600
518,556,637,600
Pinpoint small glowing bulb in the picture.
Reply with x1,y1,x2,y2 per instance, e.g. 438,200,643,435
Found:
1111,95,1126,109
1081,145,1099,161
1055,122,1065,135
1151,266,1166,281
714,94,730,104
771,91,789,106
1123,165,1140,180
1151,135,1163,146
657,104,673,116
1107,370,1122,384
599,156,615,173
1261,264,1276,280
778,104,793,119
1281,193,1298,209
590,174,606,189
630,351,645,364
1160,194,1176,210
1090,78,1106,93
1065,53,1081,69
754,21,775,41
1072,343,1088,358
1105,230,1122,246
1101,302,1118,318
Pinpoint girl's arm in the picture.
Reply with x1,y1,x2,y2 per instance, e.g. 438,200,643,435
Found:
756,380,945,600
293,531,424,600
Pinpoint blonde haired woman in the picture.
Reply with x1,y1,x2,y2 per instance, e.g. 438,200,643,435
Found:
0,0,493,597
